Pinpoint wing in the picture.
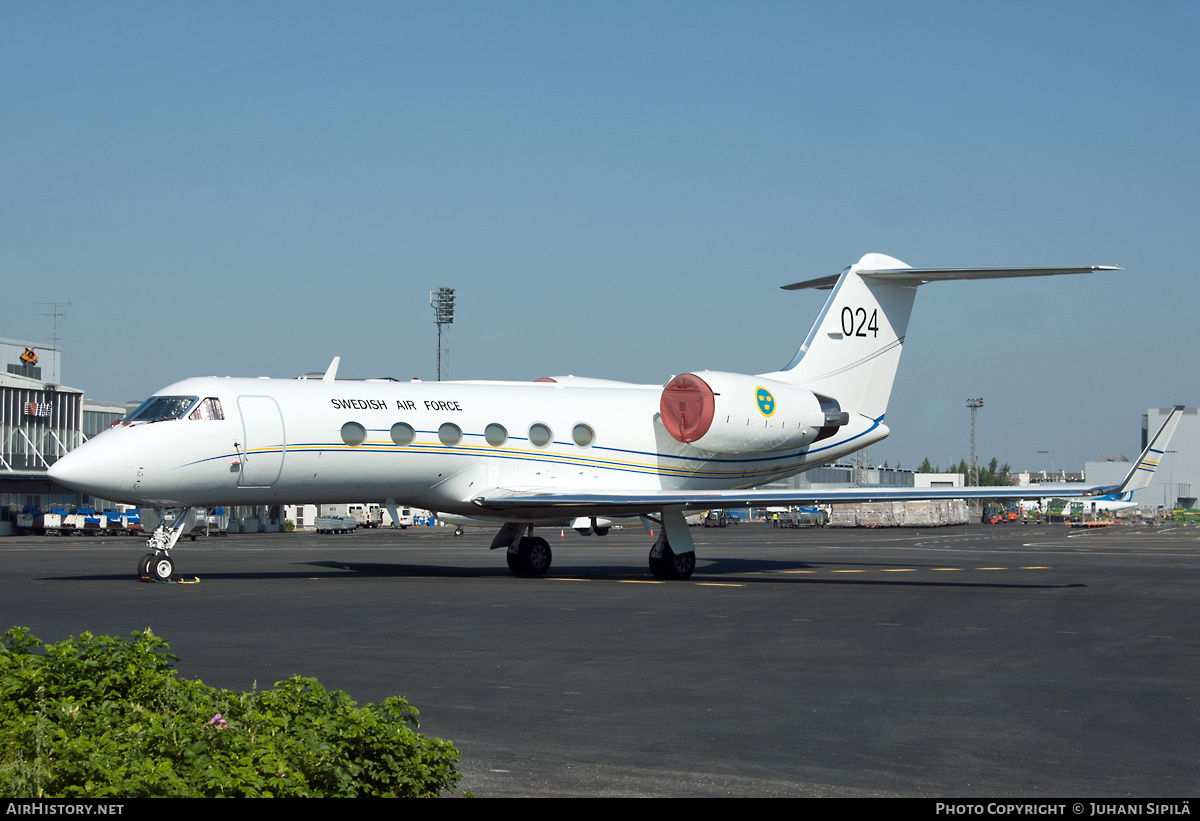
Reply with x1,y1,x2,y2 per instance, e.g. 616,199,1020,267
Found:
472,406,1184,518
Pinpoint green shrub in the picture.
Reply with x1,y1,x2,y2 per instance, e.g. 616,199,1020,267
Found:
0,627,466,797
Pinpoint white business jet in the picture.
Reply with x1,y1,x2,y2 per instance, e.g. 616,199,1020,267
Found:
47,253,1183,582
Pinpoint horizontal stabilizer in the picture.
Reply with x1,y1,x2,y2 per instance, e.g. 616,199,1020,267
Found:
783,266,1119,291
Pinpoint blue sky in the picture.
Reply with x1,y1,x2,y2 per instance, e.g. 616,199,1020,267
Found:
3,2,1196,472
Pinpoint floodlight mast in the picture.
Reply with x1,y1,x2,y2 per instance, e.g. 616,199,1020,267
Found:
430,287,455,381
967,398,984,488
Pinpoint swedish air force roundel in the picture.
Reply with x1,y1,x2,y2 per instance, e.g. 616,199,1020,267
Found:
755,387,775,417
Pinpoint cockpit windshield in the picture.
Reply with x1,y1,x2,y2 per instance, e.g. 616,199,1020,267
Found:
125,396,199,423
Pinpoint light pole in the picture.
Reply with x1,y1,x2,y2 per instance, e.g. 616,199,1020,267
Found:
431,287,455,381
967,398,984,486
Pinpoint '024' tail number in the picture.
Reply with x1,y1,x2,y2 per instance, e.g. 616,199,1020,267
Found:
841,307,879,337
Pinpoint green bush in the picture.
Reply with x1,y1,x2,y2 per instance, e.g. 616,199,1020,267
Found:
0,627,466,797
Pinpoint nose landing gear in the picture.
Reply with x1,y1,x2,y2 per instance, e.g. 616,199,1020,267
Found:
138,507,191,582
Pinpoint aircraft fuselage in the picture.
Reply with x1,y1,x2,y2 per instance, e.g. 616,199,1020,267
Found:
56,375,887,515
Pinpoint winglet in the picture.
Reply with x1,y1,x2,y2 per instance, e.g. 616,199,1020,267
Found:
323,356,341,383
1106,406,1185,494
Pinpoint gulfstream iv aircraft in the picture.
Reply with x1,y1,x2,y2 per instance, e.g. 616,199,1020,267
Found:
48,253,1183,582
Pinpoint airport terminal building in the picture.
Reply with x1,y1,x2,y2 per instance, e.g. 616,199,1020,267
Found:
0,337,127,529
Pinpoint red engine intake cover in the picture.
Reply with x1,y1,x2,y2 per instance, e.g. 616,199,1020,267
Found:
660,373,716,443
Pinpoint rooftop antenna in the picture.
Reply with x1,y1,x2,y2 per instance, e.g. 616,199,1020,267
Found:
37,301,72,350
36,301,71,386
430,287,455,381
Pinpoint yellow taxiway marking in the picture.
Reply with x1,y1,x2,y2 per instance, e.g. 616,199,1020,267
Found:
832,569,866,573
781,569,816,574
697,582,744,587
1020,566,1049,569
620,580,665,584
932,567,962,571
547,577,589,582
880,568,916,572
976,567,1007,570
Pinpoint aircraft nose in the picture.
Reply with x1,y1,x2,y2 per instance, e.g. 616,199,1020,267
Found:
48,439,133,499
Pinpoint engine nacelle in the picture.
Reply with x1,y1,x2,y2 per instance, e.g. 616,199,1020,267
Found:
659,371,849,454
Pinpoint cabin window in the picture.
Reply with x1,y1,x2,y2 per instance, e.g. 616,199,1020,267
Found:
125,395,199,423
528,423,552,447
390,422,415,446
572,423,594,447
485,423,508,446
188,398,224,421
438,423,462,446
341,422,367,447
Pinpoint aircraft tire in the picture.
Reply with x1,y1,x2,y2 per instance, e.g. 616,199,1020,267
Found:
665,547,695,580
137,553,155,579
650,544,695,580
594,526,610,536
518,536,552,576
150,555,174,582
506,549,521,573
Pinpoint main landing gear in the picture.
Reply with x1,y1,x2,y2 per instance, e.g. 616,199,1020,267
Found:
492,508,697,580
648,542,695,580
137,507,192,582
492,523,554,576
645,506,697,580
506,536,553,576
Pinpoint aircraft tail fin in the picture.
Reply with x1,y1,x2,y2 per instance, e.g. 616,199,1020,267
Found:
1108,406,1185,494
759,253,917,420
761,254,1117,420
